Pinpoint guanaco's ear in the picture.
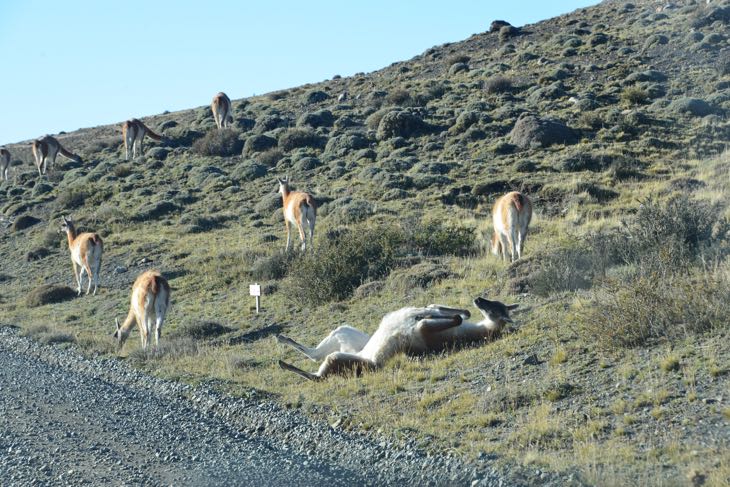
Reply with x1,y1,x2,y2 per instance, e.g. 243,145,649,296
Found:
61,215,68,224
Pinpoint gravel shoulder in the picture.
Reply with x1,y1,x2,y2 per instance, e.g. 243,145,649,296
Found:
0,325,552,487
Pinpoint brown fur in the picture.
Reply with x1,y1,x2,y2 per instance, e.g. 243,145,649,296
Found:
211,92,232,129
278,177,317,251
61,217,103,295
116,270,171,351
122,119,162,159
32,135,80,175
491,191,533,262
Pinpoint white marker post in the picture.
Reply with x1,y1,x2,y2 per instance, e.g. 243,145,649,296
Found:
249,283,261,314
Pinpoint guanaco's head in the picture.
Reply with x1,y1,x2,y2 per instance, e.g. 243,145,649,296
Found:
473,297,518,332
277,175,290,195
114,318,130,351
59,215,75,234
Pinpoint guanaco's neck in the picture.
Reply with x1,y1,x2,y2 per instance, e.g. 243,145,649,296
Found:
280,186,291,200
121,307,136,333
65,227,77,248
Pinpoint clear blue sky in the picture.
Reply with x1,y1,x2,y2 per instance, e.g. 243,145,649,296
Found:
0,1,598,146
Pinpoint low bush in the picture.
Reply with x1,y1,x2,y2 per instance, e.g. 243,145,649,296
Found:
191,128,243,156
404,220,475,257
252,251,299,280
283,226,403,305
484,75,513,94
26,285,77,307
171,320,234,339
577,269,730,348
621,87,649,106
278,128,326,152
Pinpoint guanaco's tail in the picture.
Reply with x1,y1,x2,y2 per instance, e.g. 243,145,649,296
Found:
59,145,81,162
143,123,162,141
511,192,525,212
304,194,317,210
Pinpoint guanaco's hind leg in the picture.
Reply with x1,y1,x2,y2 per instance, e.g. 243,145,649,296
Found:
416,315,463,333
276,326,369,361
71,261,81,295
279,352,376,381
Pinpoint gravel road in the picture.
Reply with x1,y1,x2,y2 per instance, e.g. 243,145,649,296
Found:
0,326,574,486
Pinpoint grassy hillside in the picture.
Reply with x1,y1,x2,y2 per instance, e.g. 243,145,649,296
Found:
1,0,729,484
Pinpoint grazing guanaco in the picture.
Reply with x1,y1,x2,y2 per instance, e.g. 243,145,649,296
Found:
0,147,10,181
32,135,82,176
277,176,316,252
122,119,162,160
277,297,517,381
60,216,103,296
114,270,170,351
491,191,533,263
211,92,233,129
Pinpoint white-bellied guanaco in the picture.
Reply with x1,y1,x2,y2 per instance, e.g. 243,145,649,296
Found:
122,119,162,160
277,297,517,381
491,191,533,262
114,269,170,351
60,216,103,295
32,136,82,176
211,92,233,129
277,176,316,252
0,147,10,181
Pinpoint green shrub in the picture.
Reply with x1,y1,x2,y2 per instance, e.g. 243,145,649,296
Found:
385,89,413,106
252,251,299,280
484,75,513,94
621,87,649,106
616,197,727,275
577,269,730,348
26,285,77,307
191,128,243,156
404,220,475,257
445,54,470,66
283,226,403,305
278,128,325,152
171,320,233,339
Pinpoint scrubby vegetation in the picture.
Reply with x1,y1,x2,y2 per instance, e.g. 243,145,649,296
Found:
1,1,729,484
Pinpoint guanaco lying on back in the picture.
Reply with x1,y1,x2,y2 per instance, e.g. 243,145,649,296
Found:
277,297,517,381
115,269,170,351
32,135,82,176
0,147,10,181
122,119,162,160
278,176,317,252
211,92,233,129
60,216,103,295
491,191,533,262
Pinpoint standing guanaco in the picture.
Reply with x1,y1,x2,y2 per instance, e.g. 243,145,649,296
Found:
60,216,103,295
277,176,316,252
491,191,533,262
122,119,162,160
114,270,170,351
211,92,233,129
0,147,10,181
32,135,82,176
277,297,518,381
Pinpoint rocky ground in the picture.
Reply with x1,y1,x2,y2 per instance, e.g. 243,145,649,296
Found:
0,325,581,486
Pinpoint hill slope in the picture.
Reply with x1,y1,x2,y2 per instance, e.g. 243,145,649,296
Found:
1,0,729,484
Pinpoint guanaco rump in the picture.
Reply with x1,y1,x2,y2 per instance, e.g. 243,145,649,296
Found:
211,92,233,129
491,191,533,263
60,216,103,295
122,119,162,160
114,270,170,351
32,135,82,176
277,297,518,381
0,147,10,181
278,176,317,252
